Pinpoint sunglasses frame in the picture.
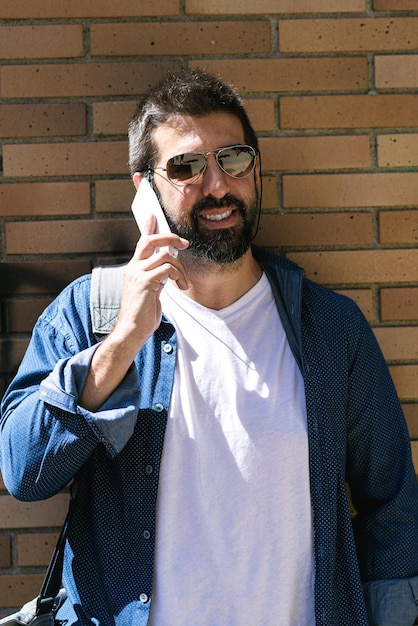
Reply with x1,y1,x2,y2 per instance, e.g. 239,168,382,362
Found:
150,144,258,187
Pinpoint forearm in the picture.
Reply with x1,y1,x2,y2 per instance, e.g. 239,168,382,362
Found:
79,328,146,412
1,345,141,500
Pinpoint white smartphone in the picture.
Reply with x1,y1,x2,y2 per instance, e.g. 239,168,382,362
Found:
131,178,178,257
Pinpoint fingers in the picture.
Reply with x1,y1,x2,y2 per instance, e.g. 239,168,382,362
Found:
144,250,190,291
113,232,189,350
134,233,189,260
132,234,190,290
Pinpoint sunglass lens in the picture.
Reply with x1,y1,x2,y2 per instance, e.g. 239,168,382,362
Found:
167,153,206,183
218,147,255,178
165,146,256,185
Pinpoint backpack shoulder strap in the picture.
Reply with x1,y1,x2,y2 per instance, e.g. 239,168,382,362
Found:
90,264,127,336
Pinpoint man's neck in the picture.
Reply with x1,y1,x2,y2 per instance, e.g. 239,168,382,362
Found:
173,248,263,310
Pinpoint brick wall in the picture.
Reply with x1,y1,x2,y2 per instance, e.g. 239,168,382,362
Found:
1,0,418,614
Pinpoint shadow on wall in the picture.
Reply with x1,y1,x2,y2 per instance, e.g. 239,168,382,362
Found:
0,262,91,388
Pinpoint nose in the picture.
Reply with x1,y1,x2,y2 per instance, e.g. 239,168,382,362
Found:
200,154,231,198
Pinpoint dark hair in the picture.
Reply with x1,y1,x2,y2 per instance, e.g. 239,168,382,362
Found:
128,68,259,177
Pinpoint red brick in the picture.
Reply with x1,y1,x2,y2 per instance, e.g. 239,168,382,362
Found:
336,289,374,322
288,250,418,285
0,103,86,139
283,173,418,209
0,494,69,529
260,177,278,211
93,101,137,136
3,142,128,178
378,134,418,168
0,25,83,59
95,180,135,213
0,574,44,608
0,381,7,400
280,94,418,130
189,58,369,92
380,287,418,322
186,0,365,13
94,254,133,268
92,98,275,137
412,442,418,475
379,210,418,245
6,298,54,333
374,0,418,9
0,0,180,18
6,219,138,255
373,327,418,362
375,55,418,89
91,21,271,57
255,212,373,248
0,261,90,296
1,61,181,99
403,403,418,438
259,136,370,171
389,365,418,402
17,533,59,567
0,537,11,568
244,99,276,132
279,18,418,53
0,183,90,216
0,339,29,373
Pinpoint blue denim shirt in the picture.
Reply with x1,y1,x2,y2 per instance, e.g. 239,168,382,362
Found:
1,246,418,625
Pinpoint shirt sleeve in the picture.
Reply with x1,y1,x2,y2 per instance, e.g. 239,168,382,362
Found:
345,307,418,582
39,344,141,457
0,277,141,501
363,575,418,625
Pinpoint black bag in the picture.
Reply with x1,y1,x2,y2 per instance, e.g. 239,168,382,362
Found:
0,589,67,626
0,481,78,625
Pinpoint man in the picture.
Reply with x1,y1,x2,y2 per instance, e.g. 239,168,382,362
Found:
1,68,418,625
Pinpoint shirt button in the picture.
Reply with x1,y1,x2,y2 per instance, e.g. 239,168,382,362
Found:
143,530,151,539
140,593,149,604
163,343,173,354
154,403,164,412
145,465,153,475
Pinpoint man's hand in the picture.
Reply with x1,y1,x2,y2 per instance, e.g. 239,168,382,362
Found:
116,227,189,349
79,223,188,412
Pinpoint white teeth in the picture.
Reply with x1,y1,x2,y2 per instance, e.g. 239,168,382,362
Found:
202,210,232,222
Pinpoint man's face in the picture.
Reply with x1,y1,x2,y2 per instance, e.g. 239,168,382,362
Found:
150,112,261,265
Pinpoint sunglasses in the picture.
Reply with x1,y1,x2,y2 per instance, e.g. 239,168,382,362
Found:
151,144,258,186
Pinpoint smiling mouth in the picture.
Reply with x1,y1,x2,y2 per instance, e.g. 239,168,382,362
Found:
201,210,233,222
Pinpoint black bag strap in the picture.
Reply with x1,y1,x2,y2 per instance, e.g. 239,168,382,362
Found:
36,479,80,616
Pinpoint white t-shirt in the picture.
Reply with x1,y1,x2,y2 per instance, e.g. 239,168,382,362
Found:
149,273,315,625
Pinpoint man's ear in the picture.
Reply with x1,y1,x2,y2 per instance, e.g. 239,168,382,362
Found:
132,172,144,191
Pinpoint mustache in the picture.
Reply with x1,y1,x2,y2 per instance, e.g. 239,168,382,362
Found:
191,194,247,219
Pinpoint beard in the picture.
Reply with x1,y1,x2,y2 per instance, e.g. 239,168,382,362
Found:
160,190,260,265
